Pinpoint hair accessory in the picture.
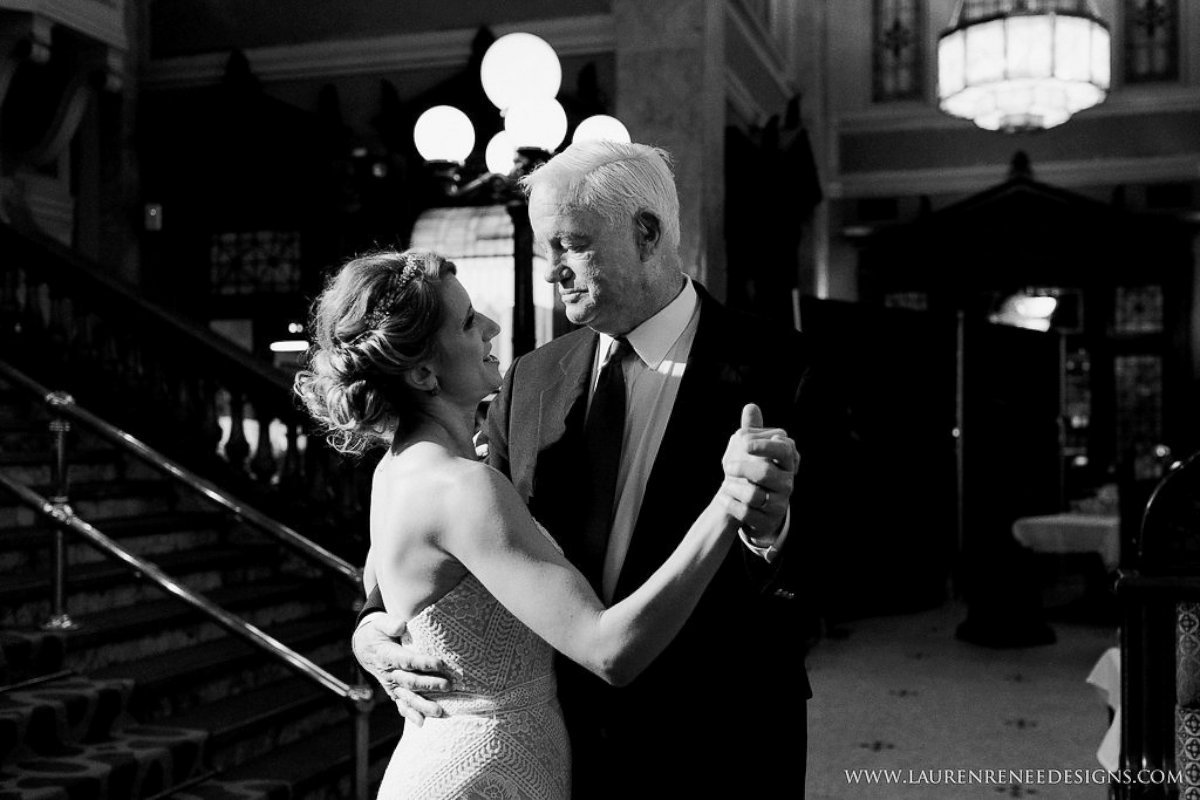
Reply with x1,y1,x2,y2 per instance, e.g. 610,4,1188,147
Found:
364,260,422,329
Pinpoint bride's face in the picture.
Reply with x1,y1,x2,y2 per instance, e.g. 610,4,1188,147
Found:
429,273,503,403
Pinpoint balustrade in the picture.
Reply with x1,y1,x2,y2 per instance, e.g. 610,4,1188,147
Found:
0,223,371,555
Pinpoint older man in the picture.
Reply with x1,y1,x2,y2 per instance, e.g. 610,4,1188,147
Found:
356,141,838,798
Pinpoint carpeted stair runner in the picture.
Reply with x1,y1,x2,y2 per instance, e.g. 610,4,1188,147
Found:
0,674,207,799
0,377,393,798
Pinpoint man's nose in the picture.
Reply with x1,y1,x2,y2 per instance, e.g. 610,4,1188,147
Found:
543,259,569,284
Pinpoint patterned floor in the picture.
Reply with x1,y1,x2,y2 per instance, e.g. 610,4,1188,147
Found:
805,599,1119,799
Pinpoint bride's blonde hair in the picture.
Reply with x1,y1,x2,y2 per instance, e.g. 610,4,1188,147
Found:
295,248,455,456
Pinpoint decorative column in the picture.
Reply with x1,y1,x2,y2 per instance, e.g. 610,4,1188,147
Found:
612,0,727,300
791,0,833,303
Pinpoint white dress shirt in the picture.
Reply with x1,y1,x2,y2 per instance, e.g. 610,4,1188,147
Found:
591,277,788,602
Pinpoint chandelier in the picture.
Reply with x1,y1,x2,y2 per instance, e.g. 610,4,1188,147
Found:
937,0,1111,132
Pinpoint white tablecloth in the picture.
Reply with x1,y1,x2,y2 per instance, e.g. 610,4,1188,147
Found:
1012,513,1121,571
1086,646,1121,771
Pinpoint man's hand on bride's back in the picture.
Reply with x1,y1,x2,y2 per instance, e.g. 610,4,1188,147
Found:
353,612,453,727
717,403,798,535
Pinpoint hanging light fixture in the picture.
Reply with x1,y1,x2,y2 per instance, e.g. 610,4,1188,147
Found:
937,0,1111,133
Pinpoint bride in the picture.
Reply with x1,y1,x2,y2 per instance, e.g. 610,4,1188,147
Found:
295,248,796,799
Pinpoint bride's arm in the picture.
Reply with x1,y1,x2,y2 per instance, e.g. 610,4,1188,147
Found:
363,548,378,597
437,414,796,686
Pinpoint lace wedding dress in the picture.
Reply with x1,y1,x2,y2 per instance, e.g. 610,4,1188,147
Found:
376,568,571,799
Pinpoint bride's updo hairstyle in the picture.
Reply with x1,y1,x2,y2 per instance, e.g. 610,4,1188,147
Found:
295,248,455,456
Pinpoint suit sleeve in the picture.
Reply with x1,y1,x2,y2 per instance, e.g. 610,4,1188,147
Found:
355,585,386,627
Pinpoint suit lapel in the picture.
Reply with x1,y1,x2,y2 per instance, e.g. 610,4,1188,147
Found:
537,332,597,457
525,331,597,555
613,291,739,599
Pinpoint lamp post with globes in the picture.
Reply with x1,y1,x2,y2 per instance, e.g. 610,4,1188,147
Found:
411,32,630,356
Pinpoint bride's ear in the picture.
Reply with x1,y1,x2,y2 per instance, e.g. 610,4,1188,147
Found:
403,363,439,395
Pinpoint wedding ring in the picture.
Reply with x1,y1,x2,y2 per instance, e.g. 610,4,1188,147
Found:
758,491,771,510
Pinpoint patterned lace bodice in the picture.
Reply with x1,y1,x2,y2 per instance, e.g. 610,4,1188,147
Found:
377,526,570,799
402,572,558,714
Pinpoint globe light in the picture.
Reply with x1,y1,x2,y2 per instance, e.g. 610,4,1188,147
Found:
504,98,568,153
572,114,631,144
485,131,519,175
480,32,562,113
412,105,475,163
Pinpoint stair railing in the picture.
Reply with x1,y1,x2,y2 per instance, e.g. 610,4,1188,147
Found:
0,359,362,594
0,473,376,800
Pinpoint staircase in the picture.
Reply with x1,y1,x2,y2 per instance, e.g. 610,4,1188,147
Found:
0,371,403,798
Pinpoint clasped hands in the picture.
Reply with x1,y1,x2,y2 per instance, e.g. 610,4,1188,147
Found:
354,402,798,726
717,402,799,541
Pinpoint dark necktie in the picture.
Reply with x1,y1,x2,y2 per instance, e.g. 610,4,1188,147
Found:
579,337,632,592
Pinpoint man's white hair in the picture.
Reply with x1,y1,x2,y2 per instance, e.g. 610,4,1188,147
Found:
520,141,681,252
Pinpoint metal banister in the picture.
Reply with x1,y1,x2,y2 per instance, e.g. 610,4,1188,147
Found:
0,473,368,701
0,360,361,586
0,473,375,799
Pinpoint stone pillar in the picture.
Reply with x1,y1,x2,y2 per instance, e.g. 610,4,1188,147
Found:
612,0,727,301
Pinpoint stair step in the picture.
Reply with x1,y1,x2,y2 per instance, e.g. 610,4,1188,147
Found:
2,543,282,631
0,674,133,764
0,721,208,800
0,447,162,486
62,578,330,674
168,657,364,772
0,478,179,527
217,701,403,799
150,776,290,800
0,510,233,572
94,613,351,720
0,631,66,686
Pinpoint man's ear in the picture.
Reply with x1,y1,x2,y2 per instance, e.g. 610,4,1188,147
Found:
402,363,438,394
633,210,662,261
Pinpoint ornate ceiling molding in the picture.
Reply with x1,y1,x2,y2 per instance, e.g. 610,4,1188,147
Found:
830,154,1200,198
2,0,126,50
141,13,615,90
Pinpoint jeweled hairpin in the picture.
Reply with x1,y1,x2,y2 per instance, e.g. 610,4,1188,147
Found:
364,260,422,329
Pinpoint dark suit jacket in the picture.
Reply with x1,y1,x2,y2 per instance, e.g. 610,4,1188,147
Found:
483,283,838,798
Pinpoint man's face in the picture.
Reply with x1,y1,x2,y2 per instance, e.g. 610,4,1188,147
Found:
528,185,649,336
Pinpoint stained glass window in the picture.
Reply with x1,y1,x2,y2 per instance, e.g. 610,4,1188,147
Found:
1063,348,1091,451
1124,0,1179,83
1114,354,1164,480
873,0,924,102
1113,284,1164,334
884,292,929,311
210,231,302,295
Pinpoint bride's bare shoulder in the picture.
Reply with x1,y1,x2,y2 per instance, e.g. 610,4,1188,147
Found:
377,445,509,504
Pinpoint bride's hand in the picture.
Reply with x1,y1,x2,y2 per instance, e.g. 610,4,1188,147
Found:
717,403,798,535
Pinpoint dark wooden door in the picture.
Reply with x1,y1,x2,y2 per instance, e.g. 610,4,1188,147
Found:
800,297,958,621
955,316,1064,646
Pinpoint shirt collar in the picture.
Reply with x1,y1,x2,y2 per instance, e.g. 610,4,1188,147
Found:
599,276,697,371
